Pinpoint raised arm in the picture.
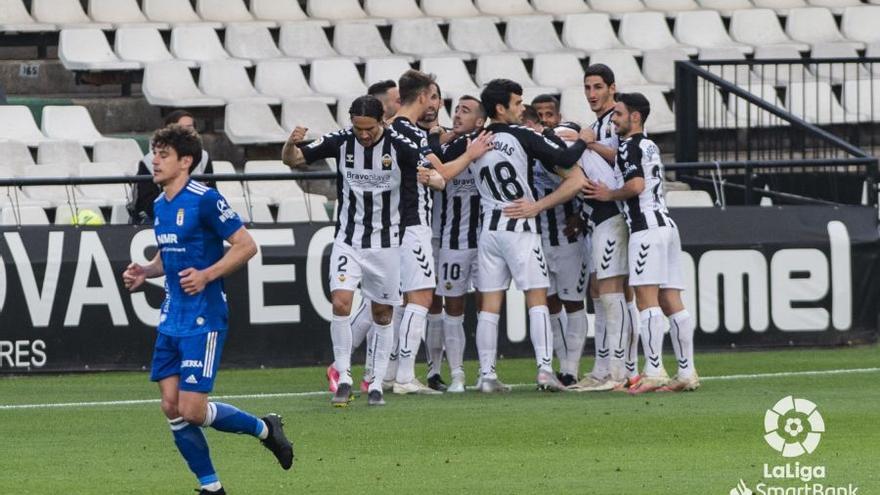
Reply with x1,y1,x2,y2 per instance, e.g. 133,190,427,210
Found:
503,166,588,219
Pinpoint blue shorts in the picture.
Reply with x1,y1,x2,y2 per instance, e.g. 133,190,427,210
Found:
150,330,227,393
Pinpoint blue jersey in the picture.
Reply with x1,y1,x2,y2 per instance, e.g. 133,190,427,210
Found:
153,180,244,337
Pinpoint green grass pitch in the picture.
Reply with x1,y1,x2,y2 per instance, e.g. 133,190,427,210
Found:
1,345,878,494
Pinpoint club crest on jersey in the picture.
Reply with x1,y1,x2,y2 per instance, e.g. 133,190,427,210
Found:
382,153,393,170
176,208,185,226
338,274,346,282
445,282,453,291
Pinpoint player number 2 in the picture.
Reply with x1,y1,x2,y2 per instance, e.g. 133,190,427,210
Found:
479,162,524,201
442,262,461,281
337,255,348,273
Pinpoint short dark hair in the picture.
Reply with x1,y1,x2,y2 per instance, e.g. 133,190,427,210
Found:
348,95,385,122
367,80,396,97
480,79,523,119
458,94,486,119
151,124,203,173
584,64,615,86
522,104,540,124
531,94,559,110
615,92,651,123
398,69,436,105
163,110,194,126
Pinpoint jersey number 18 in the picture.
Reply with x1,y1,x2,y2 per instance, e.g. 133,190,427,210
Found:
479,161,524,201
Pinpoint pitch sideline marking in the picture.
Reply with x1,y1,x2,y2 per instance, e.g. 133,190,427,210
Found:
1,366,878,411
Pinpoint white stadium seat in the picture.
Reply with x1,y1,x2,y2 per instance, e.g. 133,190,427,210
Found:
841,6,880,45
639,87,677,133
475,54,556,93
420,57,481,102
77,163,129,206
588,50,656,89
732,84,788,127
243,161,304,204
142,0,222,28
0,0,56,32
281,100,341,139
198,61,280,104
588,0,645,19
390,19,472,60
364,0,427,19
810,43,871,83
333,22,400,61
211,161,249,201
808,0,862,14
786,80,863,124
559,87,591,126
0,106,48,146
2,206,50,225
753,45,817,84
92,139,143,175
59,29,142,71
0,140,36,168
364,57,411,86
619,12,699,56
255,59,336,104
505,15,583,57
277,195,331,223
171,25,251,66
642,48,692,87
335,95,358,128
562,13,641,57
699,47,754,85
228,197,274,223
116,27,196,67
421,0,495,20
21,164,77,206
279,21,347,64
753,0,808,15
449,18,516,56
31,0,111,29
37,140,89,166
250,0,312,23
88,0,167,29
533,0,591,20
308,58,367,97
697,0,754,16
674,10,753,55
644,0,700,17
40,106,104,147
842,79,880,122
475,0,535,18
223,101,288,145
729,8,810,53
531,53,584,90
786,7,864,50
306,0,386,25
142,61,226,107
224,24,284,62
666,190,714,207
196,0,269,26
697,85,741,129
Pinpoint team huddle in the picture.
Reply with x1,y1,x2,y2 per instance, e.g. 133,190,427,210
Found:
282,65,700,407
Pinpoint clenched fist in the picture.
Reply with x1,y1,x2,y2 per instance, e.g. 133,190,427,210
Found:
288,126,308,144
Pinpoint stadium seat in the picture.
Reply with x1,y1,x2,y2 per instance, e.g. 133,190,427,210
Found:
0,140,36,168
562,13,640,57
198,61,280,104
54,202,107,225
785,80,863,124
842,79,880,122
420,57,481,102
587,0,645,19
731,84,788,127
449,18,518,57
195,0,270,26
306,0,386,25
666,190,714,207
532,53,584,90
333,22,400,61
59,29,142,72
699,47,755,85
474,0,535,18
142,0,222,28
88,0,167,29
421,0,497,20
250,0,317,23
243,161,304,204
696,0,754,17
810,43,871,83
171,25,251,66
280,100,341,139
92,139,143,174
77,163,129,206
277,195,331,223
390,19,472,60
808,0,862,15
475,54,557,93
211,160,247,201
786,7,864,50
335,94,358,128
308,58,367,97
868,43,880,77
841,6,880,45
642,48,692,86
20,164,77,206
753,45,816,84
0,0,56,33
505,15,584,57
619,12,698,56
644,0,700,17
0,106,48,147
588,50,657,89
40,106,104,147
279,21,348,64
37,140,89,166
255,59,336,104
364,57,412,86
639,88,676,133
364,0,427,19
115,27,196,67
697,84,741,129
31,0,112,29
559,87,591,126
142,61,226,107
674,11,753,55
1,206,50,225
752,0,808,15
228,197,273,223
224,24,284,62
533,0,591,20
729,9,810,53
223,101,288,145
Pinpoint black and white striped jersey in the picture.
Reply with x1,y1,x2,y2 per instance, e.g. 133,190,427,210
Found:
470,123,587,233
432,133,481,250
617,133,671,232
590,107,618,149
533,161,580,246
579,149,624,228
391,117,434,228
301,128,422,248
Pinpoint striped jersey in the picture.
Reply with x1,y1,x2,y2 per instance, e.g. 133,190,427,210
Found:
579,149,624,227
301,128,423,248
532,131,581,247
432,133,481,250
617,133,671,232
470,123,587,233
590,107,618,149
391,117,434,228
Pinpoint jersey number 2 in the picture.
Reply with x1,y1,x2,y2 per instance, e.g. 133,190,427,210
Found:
479,162,524,201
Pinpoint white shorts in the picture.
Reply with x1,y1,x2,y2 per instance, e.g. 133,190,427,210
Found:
544,241,588,301
435,248,478,297
400,225,437,293
476,230,550,292
329,241,402,306
591,215,629,280
628,225,685,290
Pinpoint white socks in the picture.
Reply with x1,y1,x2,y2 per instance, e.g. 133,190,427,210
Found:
350,301,374,378
528,305,553,373
443,313,466,378
395,303,428,384
368,321,394,392
330,314,353,385
669,310,696,379
426,311,445,378
639,307,667,378
476,312,500,379
600,293,627,381
626,301,640,378
563,309,587,378
383,305,404,383
591,297,609,379
549,311,568,374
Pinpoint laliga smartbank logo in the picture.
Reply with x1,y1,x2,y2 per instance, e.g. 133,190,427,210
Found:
728,396,860,495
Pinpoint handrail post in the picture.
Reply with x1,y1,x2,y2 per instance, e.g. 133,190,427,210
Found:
744,162,753,205
675,61,699,163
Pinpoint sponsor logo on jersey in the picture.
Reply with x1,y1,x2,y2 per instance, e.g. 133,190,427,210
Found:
176,208,185,226
156,233,178,245
181,360,204,369
345,170,393,190
216,199,237,223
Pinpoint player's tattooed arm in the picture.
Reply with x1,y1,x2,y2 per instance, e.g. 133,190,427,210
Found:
434,131,494,181
179,227,257,296
281,126,308,168
583,176,645,203
122,252,164,292
503,166,588,219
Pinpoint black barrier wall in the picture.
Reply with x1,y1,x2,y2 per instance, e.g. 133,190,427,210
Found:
0,206,877,373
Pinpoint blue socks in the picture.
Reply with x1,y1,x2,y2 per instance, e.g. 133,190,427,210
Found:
204,402,267,438
168,417,217,486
